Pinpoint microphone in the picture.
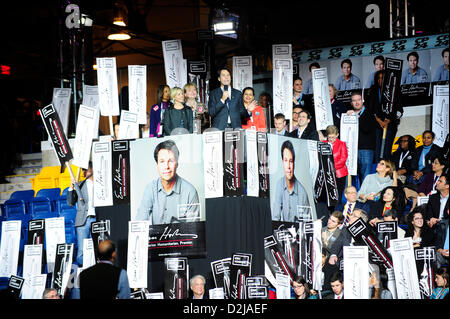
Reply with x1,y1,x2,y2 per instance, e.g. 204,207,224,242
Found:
223,85,229,103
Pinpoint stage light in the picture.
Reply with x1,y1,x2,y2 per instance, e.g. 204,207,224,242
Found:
81,14,93,27
108,32,131,40
113,0,128,27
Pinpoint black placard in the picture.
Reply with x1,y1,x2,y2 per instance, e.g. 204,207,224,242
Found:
164,257,188,299
318,142,339,206
381,58,403,115
229,253,252,299
376,221,398,249
52,243,73,297
211,258,232,299
7,275,24,299
90,220,110,262
257,132,270,198
112,140,131,205
264,235,296,283
147,221,206,261
223,131,245,197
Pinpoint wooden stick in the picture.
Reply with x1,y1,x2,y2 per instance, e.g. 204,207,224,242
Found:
109,115,114,137
379,126,388,160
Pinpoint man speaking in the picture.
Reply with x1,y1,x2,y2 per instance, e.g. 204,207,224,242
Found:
208,68,251,130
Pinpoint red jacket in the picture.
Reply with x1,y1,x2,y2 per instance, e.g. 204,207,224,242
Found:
322,138,348,178
242,105,267,132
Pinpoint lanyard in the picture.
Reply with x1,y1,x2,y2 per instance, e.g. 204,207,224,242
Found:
399,151,409,168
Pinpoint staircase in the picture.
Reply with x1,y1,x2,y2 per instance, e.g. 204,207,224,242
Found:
0,153,42,206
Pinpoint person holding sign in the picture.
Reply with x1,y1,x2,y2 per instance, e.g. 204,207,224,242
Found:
208,68,250,130
272,140,310,222
67,162,95,267
242,87,267,132
136,139,200,224
162,87,194,136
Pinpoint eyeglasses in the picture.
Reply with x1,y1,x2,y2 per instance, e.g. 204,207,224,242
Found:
399,140,408,143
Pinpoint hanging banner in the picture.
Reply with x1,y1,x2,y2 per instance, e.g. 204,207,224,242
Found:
90,220,110,262
298,220,323,291
52,88,72,136
44,217,66,273
232,56,253,92
223,131,244,197
96,57,120,116
21,274,46,299
92,141,113,207
164,257,189,299
0,220,21,278
389,238,421,299
72,104,97,169
246,130,259,197
381,58,403,116
39,104,74,166
257,132,270,198
127,221,149,289
112,140,131,205
147,222,206,261
211,258,232,299
343,246,370,299
118,110,139,139
203,131,224,199
162,39,185,89
318,142,339,206
229,253,252,299
312,68,334,130
376,221,398,249
340,114,359,176
273,59,293,119
82,84,100,139
128,65,147,124
432,85,449,147
415,247,436,299
53,243,74,298
22,244,43,294
348,218,394,271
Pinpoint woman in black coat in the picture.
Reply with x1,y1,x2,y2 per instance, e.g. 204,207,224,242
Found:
162,87,193,136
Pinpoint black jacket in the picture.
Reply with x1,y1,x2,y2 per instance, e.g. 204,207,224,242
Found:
357,106,377,150
288,124,319,141
410,144,442,175
426,192,449,222
162,103,193,136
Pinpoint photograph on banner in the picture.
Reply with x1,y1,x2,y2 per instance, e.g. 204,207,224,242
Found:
130,135,206,260
268,134,316,222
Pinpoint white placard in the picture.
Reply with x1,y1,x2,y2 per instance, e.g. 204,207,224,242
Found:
52,88,72,136
118,110,139,139
246,130,259,197
307,140,319,187
203,131,224,198
82,238,96,269
92,141,113,207
21,274,47,299
82,84,100,139
312,220,323,292
232,56,253,92
209,287,225,299
96,57,120,116
72,104,97,169
272,44,292,60
147,292,164,299
340,114,359,176
432,85,449,147
389,238,421,299
343,246,369,299
44,217,66,273
0,220,22,277
312,68,334,130
162,39,185,89
128,65,147,124
273,59,293,119
54,243,74,297
275,273,290,299
127,221,149,289
22,244,43,294
417,196,429,206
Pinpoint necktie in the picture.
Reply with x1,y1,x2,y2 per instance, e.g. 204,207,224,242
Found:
344,203,353,226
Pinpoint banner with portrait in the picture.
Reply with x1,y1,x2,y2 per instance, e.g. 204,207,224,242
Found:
268,134,316,223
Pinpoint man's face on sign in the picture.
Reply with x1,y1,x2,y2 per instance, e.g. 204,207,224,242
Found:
282,148,295,182
342,62,351,76
408,55,418,70
156,149,178,183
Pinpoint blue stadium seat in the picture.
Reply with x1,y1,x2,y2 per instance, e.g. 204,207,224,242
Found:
35,188,61,211
30,197,53,218
9,190,35,200
4,199,30,223
64,219,77,248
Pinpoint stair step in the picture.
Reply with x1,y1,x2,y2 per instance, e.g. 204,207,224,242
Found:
20,153,42,161
5,174,36,183
13,167,41,175
19,159,42,168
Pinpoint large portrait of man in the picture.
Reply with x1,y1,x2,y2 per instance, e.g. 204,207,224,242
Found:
131,136,204,224
269,135,316,222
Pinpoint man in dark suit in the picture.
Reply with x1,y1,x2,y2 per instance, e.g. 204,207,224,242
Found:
288,110,319,141
67,161,95,267
79,240,130,299
426,174,449,249
208,68,250,130
324,271,345,299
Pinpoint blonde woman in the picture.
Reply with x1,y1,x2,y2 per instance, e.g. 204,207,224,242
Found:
162,87,193,136
183,83,208,133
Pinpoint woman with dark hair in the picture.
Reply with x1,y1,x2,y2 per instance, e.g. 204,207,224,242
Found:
369,186,406,226
149,84,171,137
292,276,317,299
431,268,449,299
391,134,416,184
405,205,436,248
241,87,267,132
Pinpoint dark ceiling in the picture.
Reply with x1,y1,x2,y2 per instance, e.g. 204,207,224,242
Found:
1,0,448,100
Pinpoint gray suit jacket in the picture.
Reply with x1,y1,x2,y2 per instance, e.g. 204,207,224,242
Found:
67,180,91,227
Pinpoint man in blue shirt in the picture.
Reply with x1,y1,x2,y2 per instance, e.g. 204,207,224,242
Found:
335,58,361,91
433,48,449,82
401,51,429,85
136,139,200,224
272,140,310,222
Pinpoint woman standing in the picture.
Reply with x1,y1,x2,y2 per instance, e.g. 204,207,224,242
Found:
162,87,193,136
323,125,348,204
242,87,267,132
149,84,171,137
184,82,209,134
